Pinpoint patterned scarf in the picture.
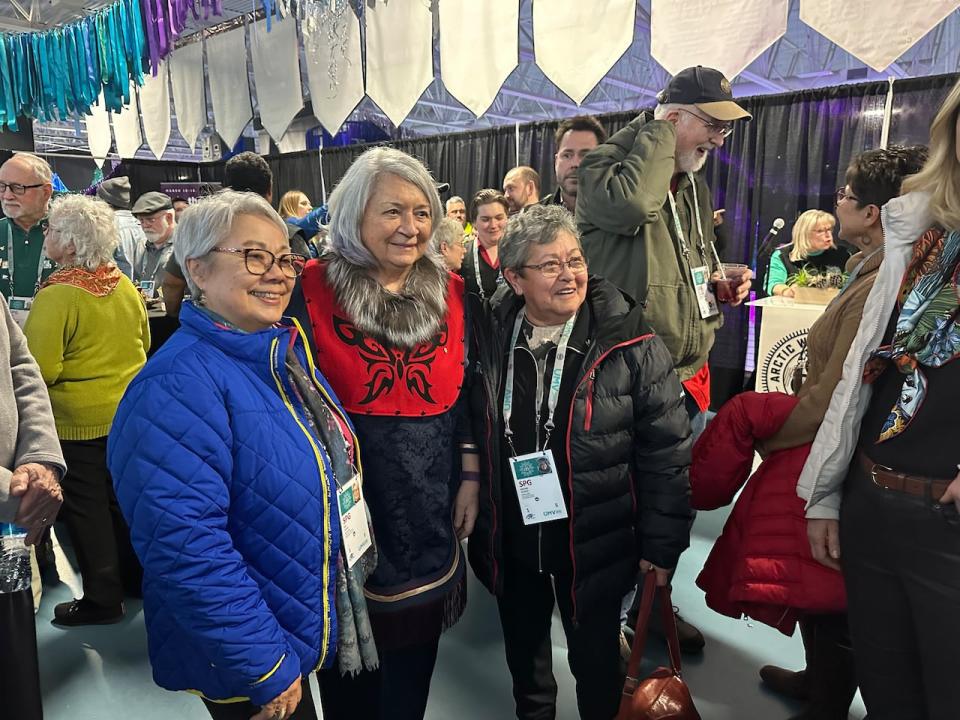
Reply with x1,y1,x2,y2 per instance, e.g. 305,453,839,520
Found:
863,228,960,441
285,348,379,676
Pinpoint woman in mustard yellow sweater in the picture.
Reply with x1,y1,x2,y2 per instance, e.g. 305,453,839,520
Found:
24,194,150,627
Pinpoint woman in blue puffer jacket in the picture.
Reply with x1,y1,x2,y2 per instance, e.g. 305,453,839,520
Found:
108,191,376,720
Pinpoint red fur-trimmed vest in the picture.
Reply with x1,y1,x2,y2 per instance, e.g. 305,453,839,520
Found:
300,261,466,417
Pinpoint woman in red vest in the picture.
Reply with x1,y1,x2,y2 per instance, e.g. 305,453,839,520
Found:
292,147,478,720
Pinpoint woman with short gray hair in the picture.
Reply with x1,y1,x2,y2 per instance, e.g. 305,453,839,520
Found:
109,189,365,720
174,190,289,301
293,146,477,720
22,193,150,628
468,203,693,720
432,216,467,271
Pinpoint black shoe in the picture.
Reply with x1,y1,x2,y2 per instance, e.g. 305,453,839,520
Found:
52,598,124,627
759,666,809,701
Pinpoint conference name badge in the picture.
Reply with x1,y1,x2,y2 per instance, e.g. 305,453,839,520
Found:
8,295,32,328
337,474,372,568
508,450,568,526
690,265,720,319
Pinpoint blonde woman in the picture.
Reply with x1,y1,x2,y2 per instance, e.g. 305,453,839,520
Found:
765,209,849,296
279,190,312,220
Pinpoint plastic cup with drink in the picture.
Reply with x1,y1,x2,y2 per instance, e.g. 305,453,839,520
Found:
711,263,750,304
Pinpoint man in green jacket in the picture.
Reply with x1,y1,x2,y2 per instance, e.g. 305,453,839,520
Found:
577,65,753,654
577,66,752,386
0,153,56,324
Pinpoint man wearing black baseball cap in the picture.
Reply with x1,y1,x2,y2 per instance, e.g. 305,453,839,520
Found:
577,65,753,653
578,64,751,383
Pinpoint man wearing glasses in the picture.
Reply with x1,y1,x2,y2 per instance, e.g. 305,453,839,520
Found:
0,153,56,326
131,192,177,297
577,65,753,654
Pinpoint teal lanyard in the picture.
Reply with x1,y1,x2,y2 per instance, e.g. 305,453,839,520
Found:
502,309,576,455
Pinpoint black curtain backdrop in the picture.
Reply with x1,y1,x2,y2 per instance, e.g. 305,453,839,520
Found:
51,73,954,404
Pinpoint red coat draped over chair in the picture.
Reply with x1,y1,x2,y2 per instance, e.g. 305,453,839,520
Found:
691,391,846,635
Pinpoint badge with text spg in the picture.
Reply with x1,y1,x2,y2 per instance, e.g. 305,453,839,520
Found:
337,475,372,567
508,450,568,526
690,265,720,319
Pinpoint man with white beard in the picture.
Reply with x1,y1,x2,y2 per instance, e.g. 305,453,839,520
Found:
578,66,753,390
131,192,176,297
0,153,56,322
577,65,753,655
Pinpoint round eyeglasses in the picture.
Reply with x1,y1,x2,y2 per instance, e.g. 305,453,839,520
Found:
210,247,307,279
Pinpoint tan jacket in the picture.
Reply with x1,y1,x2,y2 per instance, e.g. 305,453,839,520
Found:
763,248,885,453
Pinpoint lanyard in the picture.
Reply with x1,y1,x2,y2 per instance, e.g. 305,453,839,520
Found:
472,240,503,300
472,240,485,299
6,222,46,297
502,308,576,455
666,172,714,269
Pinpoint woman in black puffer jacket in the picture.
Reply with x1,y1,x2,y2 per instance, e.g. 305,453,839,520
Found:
467,204,693,720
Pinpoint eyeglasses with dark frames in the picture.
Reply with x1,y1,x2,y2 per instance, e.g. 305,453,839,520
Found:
520,256,587,278
677,108,734,138
210,247,307,278
0,181,46,196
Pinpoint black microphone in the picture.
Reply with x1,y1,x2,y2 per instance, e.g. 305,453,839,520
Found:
755,218,786,260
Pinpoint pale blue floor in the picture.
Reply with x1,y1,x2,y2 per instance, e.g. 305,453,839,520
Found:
37,503,867,720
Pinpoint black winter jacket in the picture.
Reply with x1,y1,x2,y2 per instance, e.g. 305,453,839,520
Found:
468,277,693,622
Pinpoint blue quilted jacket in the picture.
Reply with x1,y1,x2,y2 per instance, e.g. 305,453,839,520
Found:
108,302,343,706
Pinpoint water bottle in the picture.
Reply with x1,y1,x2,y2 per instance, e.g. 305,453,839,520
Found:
0,523,31,594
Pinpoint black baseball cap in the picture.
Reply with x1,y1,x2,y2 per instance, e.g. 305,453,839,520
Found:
657,66,751,122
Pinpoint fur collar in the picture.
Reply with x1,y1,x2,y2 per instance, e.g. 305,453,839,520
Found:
325,253,450,349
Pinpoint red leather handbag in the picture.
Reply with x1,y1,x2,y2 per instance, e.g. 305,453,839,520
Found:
616,572,702,720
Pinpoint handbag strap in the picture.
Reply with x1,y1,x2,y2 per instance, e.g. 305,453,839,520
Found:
623,572,683,694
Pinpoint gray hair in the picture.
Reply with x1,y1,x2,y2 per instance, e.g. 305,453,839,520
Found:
47,195,119,271
432,217,464,253
500,204,582,272
174,190,288,299
653,102,686,120
9,152,52,185
445,195,465,211
326,147,444,268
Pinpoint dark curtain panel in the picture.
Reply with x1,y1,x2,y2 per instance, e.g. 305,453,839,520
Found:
888,73,957,145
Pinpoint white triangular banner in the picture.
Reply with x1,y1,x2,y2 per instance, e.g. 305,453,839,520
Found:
170,42,206,151
250,18,303,142
800,0,960,71
140,60,172,159
439,0,518,117
533,0,636,104
85,94,112,168
651,0,788,78
365,0,433,126
111,83,143,160
206,27,253,149
303,7,364,134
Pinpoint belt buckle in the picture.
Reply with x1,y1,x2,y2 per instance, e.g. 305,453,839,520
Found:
870,463,893,489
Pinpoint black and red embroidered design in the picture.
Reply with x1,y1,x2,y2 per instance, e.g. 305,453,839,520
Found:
333,315,449,405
